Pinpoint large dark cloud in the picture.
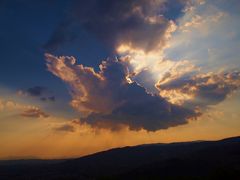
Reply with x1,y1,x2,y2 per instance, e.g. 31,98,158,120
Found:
83,85,198,131
44,0,190,52
45,54,240,131
45,54,199,131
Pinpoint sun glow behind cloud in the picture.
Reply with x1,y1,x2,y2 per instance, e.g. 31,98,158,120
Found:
115,0,240,106
43,0,240,133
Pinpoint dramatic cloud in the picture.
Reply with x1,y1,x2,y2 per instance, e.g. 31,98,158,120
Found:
45,0,191,52
20,108,49,118
44,0,240,132
45,54,199,131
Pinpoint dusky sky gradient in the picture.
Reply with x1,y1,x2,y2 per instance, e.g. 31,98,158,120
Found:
0,0,240,159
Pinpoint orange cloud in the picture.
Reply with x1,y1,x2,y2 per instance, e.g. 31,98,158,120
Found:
21,108,49,118
0,98,49,119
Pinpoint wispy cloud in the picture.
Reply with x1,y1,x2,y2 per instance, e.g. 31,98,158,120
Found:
54,124,75,132
20,108,49,118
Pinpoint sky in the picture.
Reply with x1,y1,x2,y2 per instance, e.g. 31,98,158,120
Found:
0,0,240,159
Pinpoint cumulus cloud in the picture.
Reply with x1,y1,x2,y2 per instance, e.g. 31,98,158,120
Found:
45,53,240,131
45,0,190,52
45,53,199,131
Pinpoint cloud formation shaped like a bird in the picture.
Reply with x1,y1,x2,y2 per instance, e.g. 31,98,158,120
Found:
45,54,200,131
45,54,240,131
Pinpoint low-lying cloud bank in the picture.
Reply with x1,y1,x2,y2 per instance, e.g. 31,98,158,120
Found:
0,98,49,119
21,108,49,118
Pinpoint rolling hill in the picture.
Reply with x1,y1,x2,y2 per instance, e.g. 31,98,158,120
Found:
1,136,240,179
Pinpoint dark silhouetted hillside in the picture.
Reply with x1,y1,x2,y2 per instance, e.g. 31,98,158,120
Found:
0,136,240,179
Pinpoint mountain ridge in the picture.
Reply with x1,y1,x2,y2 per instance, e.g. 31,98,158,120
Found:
1,136,240,179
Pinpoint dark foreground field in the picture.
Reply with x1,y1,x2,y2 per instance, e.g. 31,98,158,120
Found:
1,136,240,180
